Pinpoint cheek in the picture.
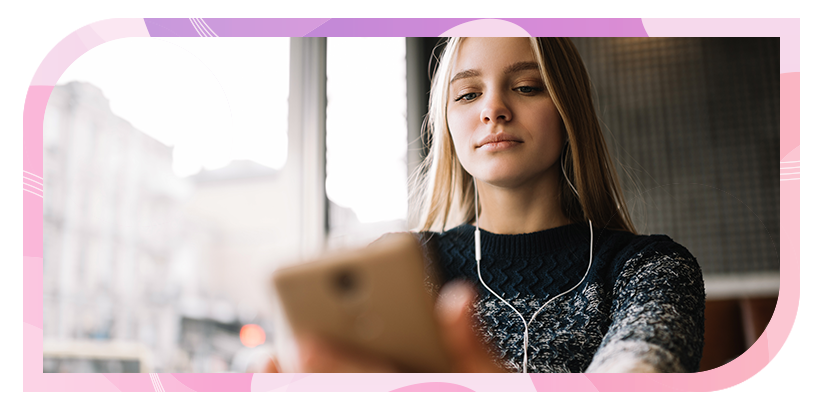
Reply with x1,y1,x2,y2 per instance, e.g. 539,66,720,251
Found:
446,111,474,158
447,109,467,137
448,133,471,171
536,108,564,145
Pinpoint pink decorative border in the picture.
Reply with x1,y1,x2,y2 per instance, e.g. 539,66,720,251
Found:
22,18,799,392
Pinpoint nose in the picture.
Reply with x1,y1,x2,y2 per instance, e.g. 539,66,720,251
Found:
480,92,512,124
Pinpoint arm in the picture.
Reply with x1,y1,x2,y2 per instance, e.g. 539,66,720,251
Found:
586,241,705,373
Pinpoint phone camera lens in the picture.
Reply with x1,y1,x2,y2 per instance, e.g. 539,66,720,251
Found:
332,268,358,296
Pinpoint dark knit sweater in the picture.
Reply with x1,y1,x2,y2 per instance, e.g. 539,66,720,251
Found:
418,222,705,373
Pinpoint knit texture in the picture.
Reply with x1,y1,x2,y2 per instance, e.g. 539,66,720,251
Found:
418,223,705,373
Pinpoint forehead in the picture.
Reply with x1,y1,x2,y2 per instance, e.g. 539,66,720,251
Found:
452,37,536,71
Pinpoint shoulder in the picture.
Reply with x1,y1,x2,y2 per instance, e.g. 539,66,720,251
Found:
619,234,700,279
602,230,687,261
596,231,703,294
377,230,447,252
607,233,705,310
600,231,699,274
412,224,475,253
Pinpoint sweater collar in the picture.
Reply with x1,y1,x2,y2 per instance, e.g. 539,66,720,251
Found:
448,222,593,258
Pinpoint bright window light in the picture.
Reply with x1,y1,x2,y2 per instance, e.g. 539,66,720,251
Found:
326,38,408,224
58,37,290,178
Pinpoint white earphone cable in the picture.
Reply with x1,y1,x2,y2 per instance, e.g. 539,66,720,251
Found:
473,177,593,373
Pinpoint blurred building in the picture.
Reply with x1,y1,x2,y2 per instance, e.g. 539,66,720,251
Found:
43,81,193,372
42,82,295,373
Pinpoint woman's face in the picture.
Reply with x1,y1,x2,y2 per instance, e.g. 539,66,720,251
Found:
447,38,564,189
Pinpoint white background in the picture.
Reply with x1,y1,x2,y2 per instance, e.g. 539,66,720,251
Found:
2,1,819,406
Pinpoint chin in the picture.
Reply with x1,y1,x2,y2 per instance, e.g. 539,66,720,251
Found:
474,164,560,190
476,172,534,189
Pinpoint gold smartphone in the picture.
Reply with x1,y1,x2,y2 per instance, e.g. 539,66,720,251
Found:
271,233,451,372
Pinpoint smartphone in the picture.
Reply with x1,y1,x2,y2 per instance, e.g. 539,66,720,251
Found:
271,233,451,372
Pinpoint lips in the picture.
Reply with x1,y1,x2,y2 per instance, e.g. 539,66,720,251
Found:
476,132,523,149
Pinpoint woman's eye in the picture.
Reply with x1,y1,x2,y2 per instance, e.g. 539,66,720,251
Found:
516,86,540,94
455,92,479,102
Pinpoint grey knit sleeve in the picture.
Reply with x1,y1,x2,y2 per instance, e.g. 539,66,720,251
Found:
585,241,706,373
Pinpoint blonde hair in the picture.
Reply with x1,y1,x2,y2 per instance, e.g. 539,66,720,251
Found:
409,37,636,234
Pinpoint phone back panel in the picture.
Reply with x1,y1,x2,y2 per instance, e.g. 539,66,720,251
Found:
272,233,451,372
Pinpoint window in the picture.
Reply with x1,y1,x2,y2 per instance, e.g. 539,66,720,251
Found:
45,37,414,373
46,38,297,373
326,38,409,248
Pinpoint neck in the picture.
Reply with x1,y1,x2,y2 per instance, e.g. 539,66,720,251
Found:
475,169,570,235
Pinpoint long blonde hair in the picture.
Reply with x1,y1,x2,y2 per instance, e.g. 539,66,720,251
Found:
409,37,635,234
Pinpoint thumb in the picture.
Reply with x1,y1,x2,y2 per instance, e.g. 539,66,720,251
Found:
435,281,506,373
263,354,282,373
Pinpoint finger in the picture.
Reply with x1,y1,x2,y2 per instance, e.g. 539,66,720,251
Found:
296,334,397,373
262,355,281,373
435,281,506,373
296,334,336,372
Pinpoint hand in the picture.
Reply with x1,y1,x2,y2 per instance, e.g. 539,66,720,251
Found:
266,281,506,373
260,334,399,373
434,281,507,373
294,333,401,373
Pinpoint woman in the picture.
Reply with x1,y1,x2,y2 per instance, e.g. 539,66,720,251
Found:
292,37,705,373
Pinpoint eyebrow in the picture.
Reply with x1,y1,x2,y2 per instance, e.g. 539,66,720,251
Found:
450,69,480,84
450,61,540,84
504,61,540,75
